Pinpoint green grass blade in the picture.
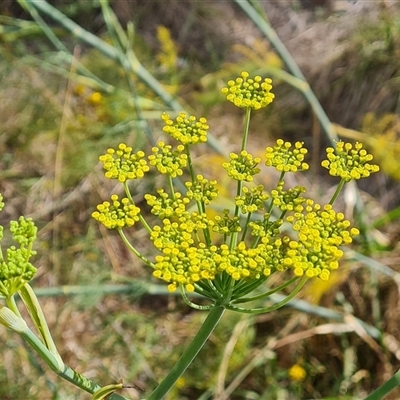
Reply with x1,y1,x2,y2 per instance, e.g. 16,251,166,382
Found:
363,369,400,399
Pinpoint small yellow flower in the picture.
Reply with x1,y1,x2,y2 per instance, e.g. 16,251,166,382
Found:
176,377,186,389
288,364,306,382
87,92,102,105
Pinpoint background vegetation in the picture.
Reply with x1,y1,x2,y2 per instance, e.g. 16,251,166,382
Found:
1,0,400,399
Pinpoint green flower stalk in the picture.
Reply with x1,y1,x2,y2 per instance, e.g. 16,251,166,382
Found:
92,72,379,398
0,195,127,400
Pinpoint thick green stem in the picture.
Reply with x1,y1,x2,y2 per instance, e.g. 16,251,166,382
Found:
147,306,225,400
5,312,127,399
5,295,21,317
18,284,63,365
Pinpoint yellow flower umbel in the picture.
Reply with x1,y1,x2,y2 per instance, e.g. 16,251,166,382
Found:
321,140,379,203
221,71,275,110
148,141,188,178
265,140,309,173
0,195,37,299
92,194,141,230
92,73,378,314
99,143,150,183
322,141,379,181
161,112,208,145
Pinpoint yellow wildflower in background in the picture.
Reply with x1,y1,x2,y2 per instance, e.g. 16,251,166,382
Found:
157,25,178,71
288,364,307,382
87,91,103,106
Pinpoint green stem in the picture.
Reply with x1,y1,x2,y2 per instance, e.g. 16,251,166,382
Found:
363,369,400,400
185,144,212,246
226,275,308,314
240,212,252,241
147,305,225,400
168,175,176,200
232,276,299,304
7,313,127,399
18,284,63,365
180,286,215,311
329,178,346,205
5,295,21,317
98,0,128,53
185,144,196,182
117,228,155,268
241,107,252,151
123,182,153,235
231,106,252,246
231,275,268,300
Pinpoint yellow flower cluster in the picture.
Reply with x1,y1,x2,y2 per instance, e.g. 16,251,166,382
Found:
185,175,218,205
156,25,178,70
145,190,190,219
152,234,286,293
265,140,309,172
213,210,241,236
222,151,261,182
0,197,38,298
148,141,188,177
271,181,306,212
151,202,357,291
92,73,380,304
92,194,141,229
321,141,379,181
99,143,149,183
221,71,275,110
161,112,208,145
235,185,269,214
285,201,359,280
